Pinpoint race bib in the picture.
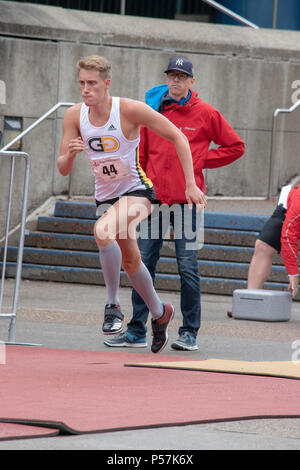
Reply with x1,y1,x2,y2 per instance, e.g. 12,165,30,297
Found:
91,156,128,181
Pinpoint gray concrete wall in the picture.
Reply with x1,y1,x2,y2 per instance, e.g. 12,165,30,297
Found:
1,1,300,236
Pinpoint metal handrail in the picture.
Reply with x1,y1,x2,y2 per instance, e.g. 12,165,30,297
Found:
0,102,75,152
273,100,300,118
0,151,30,343
268,100,300,199
0,102,74,343
198,0,259,29
119,0,260,28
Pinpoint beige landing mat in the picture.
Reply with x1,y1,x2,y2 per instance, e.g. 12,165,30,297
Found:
125,358,300,380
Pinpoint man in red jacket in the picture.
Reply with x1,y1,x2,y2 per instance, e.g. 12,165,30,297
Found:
248,184,300,298
104,57,245,351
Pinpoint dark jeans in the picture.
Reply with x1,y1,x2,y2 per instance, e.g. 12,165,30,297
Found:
127,203,201,338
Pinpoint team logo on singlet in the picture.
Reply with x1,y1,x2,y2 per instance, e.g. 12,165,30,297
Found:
88,136,120,153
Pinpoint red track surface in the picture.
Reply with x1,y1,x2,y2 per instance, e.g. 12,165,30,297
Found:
1,346,300,440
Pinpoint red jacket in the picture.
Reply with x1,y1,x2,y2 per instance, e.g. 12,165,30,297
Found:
281,186,300,276
139,89,245,204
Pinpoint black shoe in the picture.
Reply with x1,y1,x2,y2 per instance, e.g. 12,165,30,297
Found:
151,304,174,354
102,304,124,335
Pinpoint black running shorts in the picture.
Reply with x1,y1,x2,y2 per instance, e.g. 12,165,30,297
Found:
257,204,287,253
95,187,156,215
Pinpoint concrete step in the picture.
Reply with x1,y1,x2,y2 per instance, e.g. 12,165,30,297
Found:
6,246,100,269
2,261,289,297
54,200,97,220
24,231,97,252
24,229,284,265
37,216,95,236
204,228,259,247
1,199,292,298
22,231,268,264
204,211,267,232
4,246,288,283
53,200,268,230
37,216,260,247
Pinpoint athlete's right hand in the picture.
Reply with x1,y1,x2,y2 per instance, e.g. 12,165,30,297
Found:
68,137,84,158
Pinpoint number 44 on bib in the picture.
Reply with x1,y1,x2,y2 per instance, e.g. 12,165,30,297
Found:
91,156,128,181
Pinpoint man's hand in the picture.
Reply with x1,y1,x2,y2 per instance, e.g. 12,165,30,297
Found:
288,275,299,298
185,184,207,211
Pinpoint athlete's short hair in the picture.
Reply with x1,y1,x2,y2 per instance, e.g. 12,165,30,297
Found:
76,55,112,80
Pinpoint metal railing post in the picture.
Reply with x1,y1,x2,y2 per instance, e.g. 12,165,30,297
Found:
120,0,126,15
0,102,74,344
0,151,31,343
0,155,15,314
268,100,300,199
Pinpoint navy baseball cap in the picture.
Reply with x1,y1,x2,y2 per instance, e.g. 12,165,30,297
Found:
164,57,194,77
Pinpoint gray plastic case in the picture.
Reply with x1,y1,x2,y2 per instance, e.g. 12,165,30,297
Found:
232,289,291,322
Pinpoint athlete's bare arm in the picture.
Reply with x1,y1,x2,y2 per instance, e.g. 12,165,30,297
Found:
57,104,83,176
120,98,207,209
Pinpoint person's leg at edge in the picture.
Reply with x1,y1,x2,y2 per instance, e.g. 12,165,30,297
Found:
247,239,277,289
247,204,285,291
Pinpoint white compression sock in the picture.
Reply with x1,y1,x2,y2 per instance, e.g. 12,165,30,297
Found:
126,262,163,319
99,241,122,305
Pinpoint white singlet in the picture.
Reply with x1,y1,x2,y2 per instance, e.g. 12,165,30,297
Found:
278,184,292,209
80,97,153,202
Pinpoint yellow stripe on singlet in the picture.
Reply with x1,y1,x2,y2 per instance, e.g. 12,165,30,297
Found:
136,146,153,189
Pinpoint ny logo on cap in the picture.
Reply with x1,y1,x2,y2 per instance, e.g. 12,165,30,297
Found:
176,59,184,66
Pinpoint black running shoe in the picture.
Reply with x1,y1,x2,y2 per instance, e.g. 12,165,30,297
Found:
102,304,124,335
151,304,175,353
